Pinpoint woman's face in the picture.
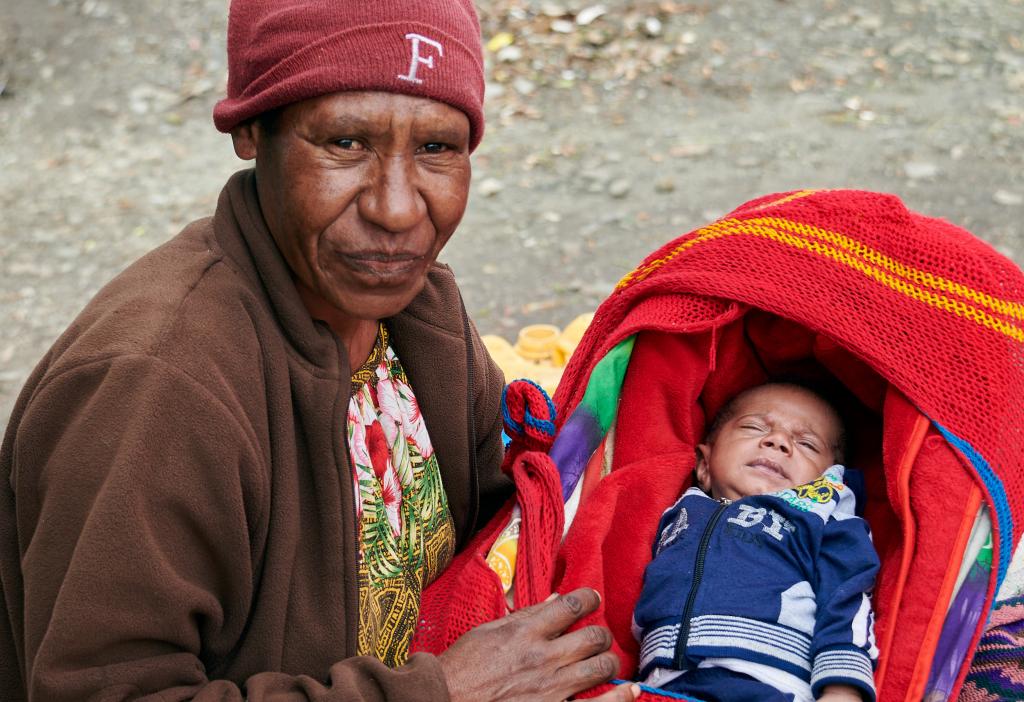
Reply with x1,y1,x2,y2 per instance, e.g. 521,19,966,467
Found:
236,91,472,324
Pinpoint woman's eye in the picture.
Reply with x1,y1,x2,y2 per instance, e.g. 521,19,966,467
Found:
420,142,450,154
334,138,364,150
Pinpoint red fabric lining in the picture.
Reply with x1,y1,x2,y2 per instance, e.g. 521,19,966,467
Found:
872,400,927,693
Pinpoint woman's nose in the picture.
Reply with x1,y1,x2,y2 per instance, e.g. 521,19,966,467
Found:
358,158,426,233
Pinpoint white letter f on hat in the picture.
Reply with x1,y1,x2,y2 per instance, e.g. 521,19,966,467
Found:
398,33,444,84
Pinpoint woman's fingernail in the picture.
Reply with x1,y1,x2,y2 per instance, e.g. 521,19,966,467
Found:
563,593,583,613
545,592,559,602
631,683,641,698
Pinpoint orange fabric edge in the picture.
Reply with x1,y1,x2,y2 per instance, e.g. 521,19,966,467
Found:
874,413,929,691
905,485,983,700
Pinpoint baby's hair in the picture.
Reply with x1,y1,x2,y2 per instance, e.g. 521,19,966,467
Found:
705,379,847,463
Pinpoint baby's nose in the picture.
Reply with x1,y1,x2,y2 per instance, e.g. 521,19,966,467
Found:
761,434,792,454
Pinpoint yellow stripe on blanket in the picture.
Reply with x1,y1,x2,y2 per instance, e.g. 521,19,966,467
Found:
753,216,1024,322
616,218,1024,344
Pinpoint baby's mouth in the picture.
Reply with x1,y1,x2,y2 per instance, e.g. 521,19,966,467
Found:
748,457,786,479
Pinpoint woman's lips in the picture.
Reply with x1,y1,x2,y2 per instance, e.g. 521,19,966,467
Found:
339,252,425,280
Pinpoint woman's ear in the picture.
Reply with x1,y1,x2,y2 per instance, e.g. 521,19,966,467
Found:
695,443,712,493
231,121,259,161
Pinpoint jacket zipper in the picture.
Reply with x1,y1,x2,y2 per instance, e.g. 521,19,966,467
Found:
672,500,730,668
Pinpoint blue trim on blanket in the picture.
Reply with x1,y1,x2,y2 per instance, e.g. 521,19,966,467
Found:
934,421,1012,584
610,679,704,701
501,379,557,439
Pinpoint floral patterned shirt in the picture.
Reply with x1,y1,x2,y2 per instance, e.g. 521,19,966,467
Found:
347,323,455,666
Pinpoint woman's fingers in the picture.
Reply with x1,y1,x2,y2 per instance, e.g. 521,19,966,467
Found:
550,649,621,694
546,624,615,666
438,587,617,702
514,588,602,637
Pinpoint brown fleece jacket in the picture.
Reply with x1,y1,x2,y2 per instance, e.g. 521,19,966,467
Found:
0,170,511,701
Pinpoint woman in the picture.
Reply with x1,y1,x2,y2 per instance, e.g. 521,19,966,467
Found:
0,1,637,700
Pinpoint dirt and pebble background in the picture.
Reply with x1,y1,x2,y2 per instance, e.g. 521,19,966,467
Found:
2,0,1023,429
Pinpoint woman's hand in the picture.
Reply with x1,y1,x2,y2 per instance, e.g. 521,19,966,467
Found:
438,588,638,702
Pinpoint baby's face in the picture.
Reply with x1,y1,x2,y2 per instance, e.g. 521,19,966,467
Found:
696,385,841,501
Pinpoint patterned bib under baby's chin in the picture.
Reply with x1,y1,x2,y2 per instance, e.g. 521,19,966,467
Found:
770,465,847,519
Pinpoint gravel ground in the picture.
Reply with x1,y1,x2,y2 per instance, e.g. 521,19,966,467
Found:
2,0,1023,430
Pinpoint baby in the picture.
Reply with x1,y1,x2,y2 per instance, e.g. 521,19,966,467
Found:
632,382,880,702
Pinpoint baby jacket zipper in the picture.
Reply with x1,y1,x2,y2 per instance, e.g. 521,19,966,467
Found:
672,499,731,668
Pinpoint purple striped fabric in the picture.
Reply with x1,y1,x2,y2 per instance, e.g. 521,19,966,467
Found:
958,596,1024,701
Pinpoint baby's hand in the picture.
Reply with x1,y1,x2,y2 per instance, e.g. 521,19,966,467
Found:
817,684,864,702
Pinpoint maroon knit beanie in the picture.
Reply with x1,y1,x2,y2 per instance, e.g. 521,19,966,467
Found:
213,0,486,151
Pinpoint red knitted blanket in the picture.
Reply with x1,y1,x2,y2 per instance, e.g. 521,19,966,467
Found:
415,190,1024,701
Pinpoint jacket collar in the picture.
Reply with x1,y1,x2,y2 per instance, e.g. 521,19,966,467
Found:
213,168,343,370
